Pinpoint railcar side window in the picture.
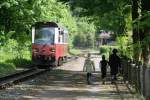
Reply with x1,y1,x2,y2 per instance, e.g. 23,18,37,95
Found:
58,31,61,43
58,31,63,43
61,31,65,43
64,32,68,43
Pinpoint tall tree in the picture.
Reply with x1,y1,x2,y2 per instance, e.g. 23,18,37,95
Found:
131,0,141,61
141,0,150,64
0,0,78,45
132,0,150,64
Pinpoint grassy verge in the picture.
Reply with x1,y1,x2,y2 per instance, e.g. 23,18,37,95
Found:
69,48,82,55
0,39,31,76
0,51,31,76
69,47,100,56
0,63,16,76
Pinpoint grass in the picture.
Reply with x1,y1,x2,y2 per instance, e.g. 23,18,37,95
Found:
0,63,16,76
69,47,100,55
69,48,82,55
0,53,31,76
0,48,31,76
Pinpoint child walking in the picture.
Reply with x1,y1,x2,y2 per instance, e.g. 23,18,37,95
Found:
83,53,95,85
100,55,108,84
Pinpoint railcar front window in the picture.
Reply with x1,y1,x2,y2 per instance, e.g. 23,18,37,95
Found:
35,27,55,44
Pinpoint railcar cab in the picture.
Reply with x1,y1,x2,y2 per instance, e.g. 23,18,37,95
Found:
32,22,68,66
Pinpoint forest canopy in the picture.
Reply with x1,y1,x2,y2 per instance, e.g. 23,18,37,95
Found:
0,0,150,65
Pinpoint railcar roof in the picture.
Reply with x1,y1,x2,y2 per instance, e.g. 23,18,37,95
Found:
33,22,58,28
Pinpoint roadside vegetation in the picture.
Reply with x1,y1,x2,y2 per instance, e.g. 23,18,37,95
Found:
0,0,96,75
99,45,118,59
0,63,16,76
0,0,150,75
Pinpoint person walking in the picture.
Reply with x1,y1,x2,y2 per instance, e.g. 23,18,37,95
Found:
99,55,108,84
109,49,121,83
83,53,95,85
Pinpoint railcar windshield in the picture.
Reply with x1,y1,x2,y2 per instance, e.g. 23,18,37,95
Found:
34,27,55,44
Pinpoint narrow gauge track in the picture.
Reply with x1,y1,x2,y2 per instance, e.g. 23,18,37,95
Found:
0,68,49,89
0,55,79,89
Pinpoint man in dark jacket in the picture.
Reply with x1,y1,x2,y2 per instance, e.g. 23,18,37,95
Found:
109,49,121,83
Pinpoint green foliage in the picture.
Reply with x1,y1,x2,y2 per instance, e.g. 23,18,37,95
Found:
0,0,35,33
0,0,84,52
133,11,150,32
100,46,110,54
69,48,82,55
142,34,150,48
0,0,98,76
73,33,86,47
60,0,131,33
73,32,95,48
0,31,15,46
99,45,118,59
116,35,133,58
1,0,149,70
73,18,96,48
77,18,96,33
0,39,31,66
0,63,16,76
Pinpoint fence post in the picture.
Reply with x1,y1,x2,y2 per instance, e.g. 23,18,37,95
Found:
128,60,132,84
122,58,128,83
148,67,150,99
145,66,150,100
142,64,146,97
135,63,138,91
131,61,136,87
140,63,144,95
136,62,141,92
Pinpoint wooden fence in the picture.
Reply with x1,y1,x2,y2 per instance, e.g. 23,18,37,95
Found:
121,58,150,100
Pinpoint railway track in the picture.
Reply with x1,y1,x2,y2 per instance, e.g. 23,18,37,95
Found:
0,68,49,89
0,55,79,89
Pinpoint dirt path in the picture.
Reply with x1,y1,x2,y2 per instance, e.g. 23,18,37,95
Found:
0,56,140,100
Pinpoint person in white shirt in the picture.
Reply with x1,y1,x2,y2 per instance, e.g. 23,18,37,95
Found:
83,53,95,84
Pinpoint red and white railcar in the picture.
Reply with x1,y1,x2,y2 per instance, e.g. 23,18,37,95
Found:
32,22,68,66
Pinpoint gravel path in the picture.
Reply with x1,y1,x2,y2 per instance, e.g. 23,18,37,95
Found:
0,55,140,100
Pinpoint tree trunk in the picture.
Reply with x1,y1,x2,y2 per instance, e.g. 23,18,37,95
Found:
132,0,141,61
141,0,150,65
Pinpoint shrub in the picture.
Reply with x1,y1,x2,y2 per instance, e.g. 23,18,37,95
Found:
0,63,16,76
0,39,31,67
99,45,119,59
99,46,110,54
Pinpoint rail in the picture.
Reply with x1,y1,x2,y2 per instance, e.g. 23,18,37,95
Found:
0,55,80,89
0,68,49,89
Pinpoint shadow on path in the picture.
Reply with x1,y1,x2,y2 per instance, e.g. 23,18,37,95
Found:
17,69,138,100
0,69,139,100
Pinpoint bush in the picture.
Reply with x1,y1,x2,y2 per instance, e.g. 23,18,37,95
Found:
99,46,110,54
0,39,31,67
69,48,82,55
6,58,31,67
99,45,119,59
0,63,16,76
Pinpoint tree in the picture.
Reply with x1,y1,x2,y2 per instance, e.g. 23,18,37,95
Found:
132,0,150,64
73,18,96,48
59,0,150,64
0,0,78,46
140,0,150,64
0,0,81,61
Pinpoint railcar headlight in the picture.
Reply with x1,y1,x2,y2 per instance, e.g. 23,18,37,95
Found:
33,48,39,52
50,48,55,52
